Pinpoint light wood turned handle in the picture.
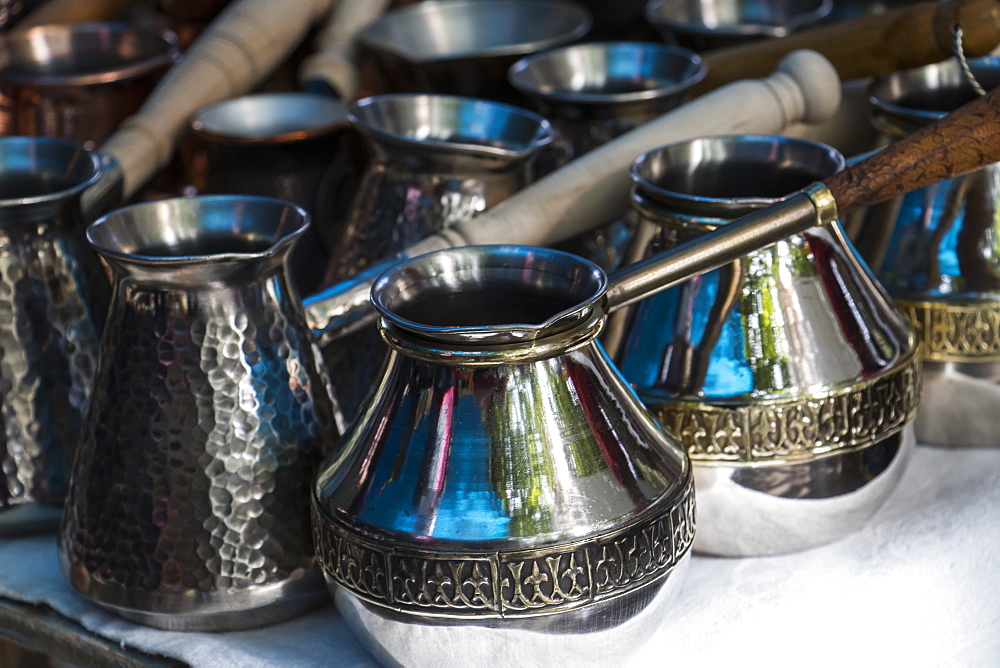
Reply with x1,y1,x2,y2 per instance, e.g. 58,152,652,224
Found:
99,0,335,198
15,0,135,30
406,49,841,256
297,0,391,99
826,85,1000,215
695,0,1000,95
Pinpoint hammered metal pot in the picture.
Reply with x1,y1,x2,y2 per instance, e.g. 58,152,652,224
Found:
861,58,1000,448
60,196,340,631
509,41,706,270
0,22,179,147
616,135,920,556
313,245,695,667
0,137,109,537
320,93,556,420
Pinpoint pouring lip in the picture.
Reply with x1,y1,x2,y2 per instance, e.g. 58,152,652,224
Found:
0,22,181,87
371,244,608,346
507,41,707,105
357,0,593,64
86,195,310,267
348,93,557,159
0,136,102,207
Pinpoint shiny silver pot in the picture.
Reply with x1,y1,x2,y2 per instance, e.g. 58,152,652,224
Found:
616,135,920,556
863,57,1000,447
313,245,695,667
60,196,340,631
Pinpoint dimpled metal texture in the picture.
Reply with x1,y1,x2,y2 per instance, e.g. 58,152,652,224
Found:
0,138,106,536
60,196,339,631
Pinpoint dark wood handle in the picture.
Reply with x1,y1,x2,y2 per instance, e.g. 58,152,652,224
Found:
695,0,1000,95
825,85,1000,215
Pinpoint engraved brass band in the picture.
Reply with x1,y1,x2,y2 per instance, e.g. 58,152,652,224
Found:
649,348,921,466
312,476,695,619
897,298,1000,362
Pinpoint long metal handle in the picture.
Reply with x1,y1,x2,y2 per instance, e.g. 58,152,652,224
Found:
605,187,833,311
606,82,1000,311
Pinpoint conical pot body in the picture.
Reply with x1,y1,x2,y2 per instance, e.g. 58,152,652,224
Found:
862,57,1000,447
617,135,920,556
312,245,694,667
60,196,339,631
0,137,108,536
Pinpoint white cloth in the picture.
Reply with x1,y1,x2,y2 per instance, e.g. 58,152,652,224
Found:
1,445,998,667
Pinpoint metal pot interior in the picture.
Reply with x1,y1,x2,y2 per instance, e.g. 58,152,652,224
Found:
193,92,348,141
87,195,308,261
0,22,178,86
373,245,607,343
348,93,555,156
631,134,844,214
0,136,101,204
869,57,1000,131
645,0,831,42
358,0,592,62
508,41,706,103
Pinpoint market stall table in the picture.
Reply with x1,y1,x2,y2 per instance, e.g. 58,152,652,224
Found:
0,444,997,666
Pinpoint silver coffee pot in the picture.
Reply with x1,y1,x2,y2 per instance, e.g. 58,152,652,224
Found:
60,196,340,631
616,135,919,556
862,57,1000,447
0,137,111,537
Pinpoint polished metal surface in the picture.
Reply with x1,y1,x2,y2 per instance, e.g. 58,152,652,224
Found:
188,92,354,294
320,94,555,419
0,23,179,147
509,41,706,269
617,135,920,555
645,0,832,50
313,244,694,666
358,0,592,102
862,57,1000,446
60,196,339,631
0,137,107,537
694,428,913,556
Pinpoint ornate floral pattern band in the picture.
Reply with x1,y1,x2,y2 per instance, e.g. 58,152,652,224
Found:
312,477,695,619
649,349,921,466
897,299,1000,362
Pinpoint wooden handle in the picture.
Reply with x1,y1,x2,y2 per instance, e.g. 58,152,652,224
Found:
99,0,335,197
408,49,840,255
16,0,135,29
826,85,1000,215
695,0,1000,95
297,0,391,99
